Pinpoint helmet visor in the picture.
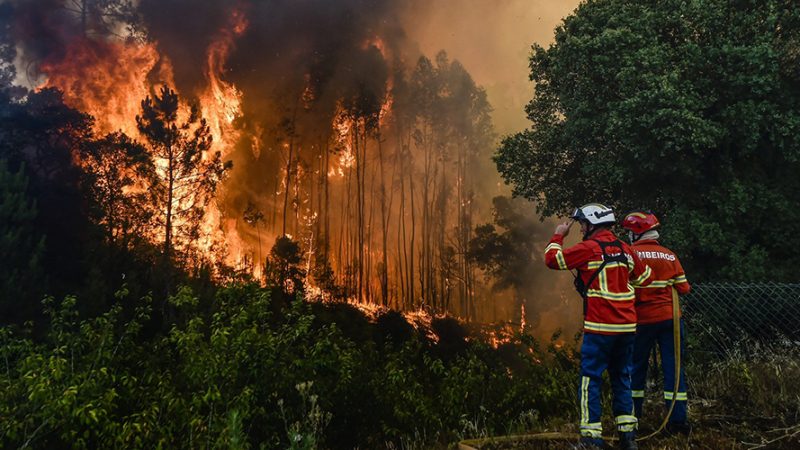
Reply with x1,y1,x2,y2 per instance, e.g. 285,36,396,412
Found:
570,208,586,221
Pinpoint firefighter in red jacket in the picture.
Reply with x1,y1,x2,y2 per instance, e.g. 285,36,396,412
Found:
622,211,691,435
545,203,653,450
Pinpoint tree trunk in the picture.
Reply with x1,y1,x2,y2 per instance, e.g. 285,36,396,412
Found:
408,150,416,309
378,128,389,306
164,146,174,262
282,143,293,237
282,105,298,237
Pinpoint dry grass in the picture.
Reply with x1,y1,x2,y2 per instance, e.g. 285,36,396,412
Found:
461,346,800,449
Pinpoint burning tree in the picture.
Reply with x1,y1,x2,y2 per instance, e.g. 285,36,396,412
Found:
79,131,155,249
265,235,305,298
338,46,387,305
4,0,508,320
136,85,231,265
243,200,265,267
392,52,494,317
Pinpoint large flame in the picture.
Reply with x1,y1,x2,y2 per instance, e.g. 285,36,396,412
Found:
29,7,529,328
196,7,250,269
40,38,161,137
200,7,247,159
329,105,356,178
37,9,250,271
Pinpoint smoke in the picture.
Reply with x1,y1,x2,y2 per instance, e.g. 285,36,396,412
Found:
402,0,580,135
9,0,581,132
399,0,583,337
139,0,403,99
5,0,584,331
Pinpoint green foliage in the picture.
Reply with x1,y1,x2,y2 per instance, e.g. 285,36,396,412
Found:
496,0,800,281
0,284,581,449
265,235,306,297
279,382,332,450
469,196,549,297
79,132,156,249
0,160,46,323
0,88,108,313
684,347,800,448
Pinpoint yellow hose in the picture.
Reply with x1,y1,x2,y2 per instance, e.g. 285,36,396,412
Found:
457,287,683,449
638,287,681,440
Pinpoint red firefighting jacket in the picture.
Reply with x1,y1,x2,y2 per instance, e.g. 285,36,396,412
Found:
545,229,654,334
631,239,691,325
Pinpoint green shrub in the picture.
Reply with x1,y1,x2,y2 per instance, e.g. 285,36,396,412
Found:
0,283,584,449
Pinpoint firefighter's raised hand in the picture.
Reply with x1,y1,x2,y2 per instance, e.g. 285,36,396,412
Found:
554,220,573,237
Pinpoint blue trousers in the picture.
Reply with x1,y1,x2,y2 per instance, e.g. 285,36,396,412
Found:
579,333,638,438
632,319,688,423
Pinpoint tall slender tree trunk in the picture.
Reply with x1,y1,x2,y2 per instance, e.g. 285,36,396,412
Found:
164,146,174,262
408,153,416,309
378,129,389,306
324,142,330,256
271,174,279,231
340,159,352,297
293,144,302,235
385,139,399,307
282,104,299,237
366,147,376,304
282,145,293,237
439,144,448,314
397,135,408,309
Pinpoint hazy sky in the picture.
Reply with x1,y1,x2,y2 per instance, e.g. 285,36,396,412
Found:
402,1,584,331
405,0,581,135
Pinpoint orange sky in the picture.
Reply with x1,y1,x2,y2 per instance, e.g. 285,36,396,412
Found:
405,1,584,331
405,0,581,135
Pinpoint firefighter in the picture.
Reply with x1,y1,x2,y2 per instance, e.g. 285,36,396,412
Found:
545,203,654,450
622,211,691,435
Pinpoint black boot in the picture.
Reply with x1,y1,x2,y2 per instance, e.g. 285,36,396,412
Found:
618,431,638,450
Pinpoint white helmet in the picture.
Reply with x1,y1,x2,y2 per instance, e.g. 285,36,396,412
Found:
571,203,616,226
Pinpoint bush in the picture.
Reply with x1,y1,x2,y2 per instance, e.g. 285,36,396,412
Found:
0,283,583,449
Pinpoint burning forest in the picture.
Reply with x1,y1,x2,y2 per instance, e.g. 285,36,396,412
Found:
2,0,572,328
2,1,795,449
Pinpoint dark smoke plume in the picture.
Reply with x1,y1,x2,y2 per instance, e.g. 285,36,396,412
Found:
5,0,583,331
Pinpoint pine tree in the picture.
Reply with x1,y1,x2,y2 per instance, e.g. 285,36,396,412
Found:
136,85,231,266
79,131,155,249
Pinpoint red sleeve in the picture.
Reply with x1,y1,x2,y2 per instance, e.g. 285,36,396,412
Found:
544,234,595,271
672,257,691,294
628,248,654,287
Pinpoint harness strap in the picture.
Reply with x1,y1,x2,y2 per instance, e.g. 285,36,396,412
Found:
575,240,629,314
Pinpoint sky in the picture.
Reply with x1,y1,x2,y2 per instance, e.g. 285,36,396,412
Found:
405,0,582,135
404,0,584,333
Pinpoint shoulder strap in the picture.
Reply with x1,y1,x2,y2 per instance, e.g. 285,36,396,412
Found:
596,240,629,264
576,239,628,301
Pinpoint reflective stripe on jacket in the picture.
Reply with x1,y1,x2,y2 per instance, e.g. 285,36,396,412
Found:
545,229,654,334
631,239,691,324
